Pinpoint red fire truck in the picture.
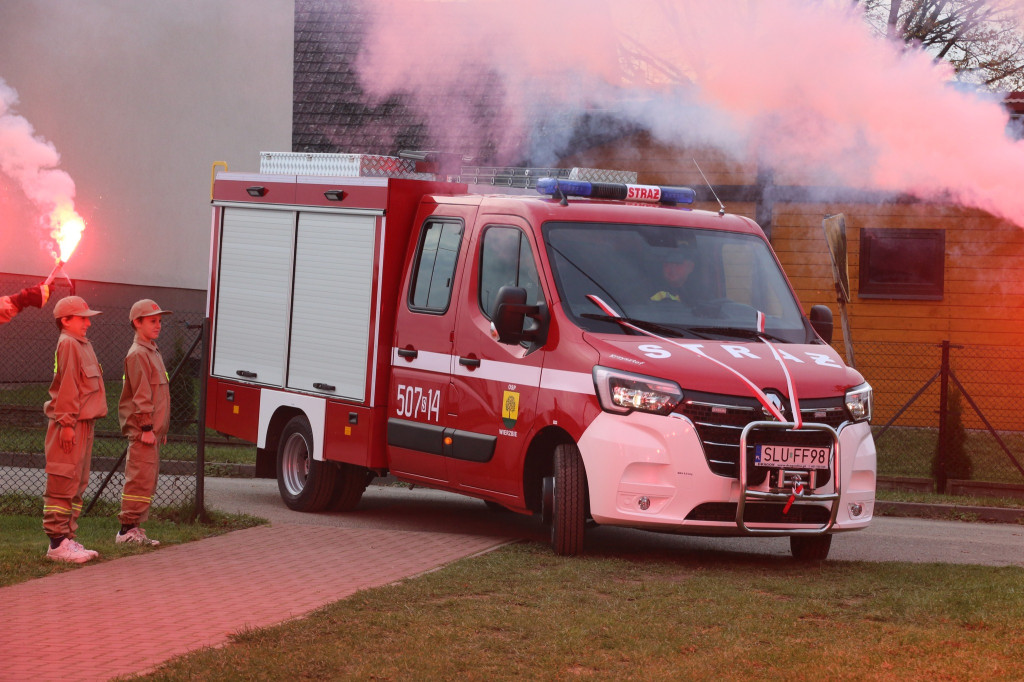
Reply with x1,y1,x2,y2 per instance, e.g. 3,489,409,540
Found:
205,152,876,560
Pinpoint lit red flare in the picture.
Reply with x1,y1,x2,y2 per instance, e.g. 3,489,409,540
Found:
48,202,85,263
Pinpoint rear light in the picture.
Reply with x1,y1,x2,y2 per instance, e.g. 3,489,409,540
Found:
593,366,683,416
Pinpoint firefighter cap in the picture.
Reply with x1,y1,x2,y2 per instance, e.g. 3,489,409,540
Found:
129,299,173,322
53,296,102,319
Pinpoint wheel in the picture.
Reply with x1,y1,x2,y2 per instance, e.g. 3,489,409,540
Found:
277,415,336,512
790,534,832,562
327,463,370,512
550,443,587,556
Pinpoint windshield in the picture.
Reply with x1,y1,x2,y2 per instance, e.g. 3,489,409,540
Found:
544,221,812,343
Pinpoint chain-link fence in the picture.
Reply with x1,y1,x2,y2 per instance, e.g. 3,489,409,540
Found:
851,340,1024,491
4,289,1024,512
1,299,206,517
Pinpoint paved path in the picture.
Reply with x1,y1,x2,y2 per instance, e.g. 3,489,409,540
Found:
0,523,509,681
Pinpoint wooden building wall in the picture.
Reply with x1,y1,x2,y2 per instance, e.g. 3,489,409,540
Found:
771,202,1024,347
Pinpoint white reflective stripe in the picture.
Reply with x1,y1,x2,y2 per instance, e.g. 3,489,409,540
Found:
390,348,594,395
453,358,542,386
391,348,453,374
540,368,595,395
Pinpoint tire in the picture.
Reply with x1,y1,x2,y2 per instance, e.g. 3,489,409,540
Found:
328,463,370,512
550,442,587,556
790,534,832,562
277,415,336,512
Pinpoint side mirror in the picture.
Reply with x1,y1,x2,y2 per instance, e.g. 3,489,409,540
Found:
492,286,547,346
809,305,834,344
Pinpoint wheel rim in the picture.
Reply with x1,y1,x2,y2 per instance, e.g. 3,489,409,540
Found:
281,432,310,496
541,476,554,526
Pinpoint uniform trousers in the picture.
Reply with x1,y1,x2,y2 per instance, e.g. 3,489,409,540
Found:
118,438,159,525
42,419,95,538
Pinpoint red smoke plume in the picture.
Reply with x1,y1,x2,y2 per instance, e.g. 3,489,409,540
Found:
356,0,1024,227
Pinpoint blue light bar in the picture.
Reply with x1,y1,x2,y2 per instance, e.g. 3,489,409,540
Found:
536,178,694,205
537,178,592,197
659,186,697,204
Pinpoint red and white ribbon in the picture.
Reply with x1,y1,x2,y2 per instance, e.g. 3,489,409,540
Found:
756,312,802,429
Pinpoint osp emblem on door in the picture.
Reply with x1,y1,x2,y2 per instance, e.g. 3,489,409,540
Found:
502,390,520,428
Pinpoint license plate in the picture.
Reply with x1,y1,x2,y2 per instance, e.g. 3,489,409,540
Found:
755,444,830,470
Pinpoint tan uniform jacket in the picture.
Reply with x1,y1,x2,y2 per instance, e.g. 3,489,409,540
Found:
118,335,170,439
43,331,108,427
0,296,18,325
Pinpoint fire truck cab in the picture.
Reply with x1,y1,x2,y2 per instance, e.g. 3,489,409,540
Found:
205,152,876,560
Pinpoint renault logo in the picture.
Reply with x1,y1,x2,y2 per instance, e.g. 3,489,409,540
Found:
762,392,785,419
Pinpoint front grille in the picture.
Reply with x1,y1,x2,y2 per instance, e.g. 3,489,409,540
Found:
678,390,847,484
687,502,832,525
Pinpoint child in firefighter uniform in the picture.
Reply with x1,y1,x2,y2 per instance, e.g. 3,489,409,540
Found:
116,299,172,546
43,296,106,563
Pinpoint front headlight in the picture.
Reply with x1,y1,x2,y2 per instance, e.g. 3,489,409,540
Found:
593,366,683,415
845,383,873,422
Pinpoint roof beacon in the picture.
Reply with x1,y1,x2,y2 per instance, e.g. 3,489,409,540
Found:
536,178,695,206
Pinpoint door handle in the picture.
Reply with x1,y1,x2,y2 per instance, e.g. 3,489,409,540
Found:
459,356,481,368
236,370,257,378
397,348,418,360
313,382,336,391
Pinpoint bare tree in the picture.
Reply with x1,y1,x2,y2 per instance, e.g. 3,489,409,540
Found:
855,0,1024,90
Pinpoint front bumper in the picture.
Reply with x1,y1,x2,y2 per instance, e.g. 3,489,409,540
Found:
576,411,876,537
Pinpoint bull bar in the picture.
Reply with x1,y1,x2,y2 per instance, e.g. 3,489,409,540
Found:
735,421,841,535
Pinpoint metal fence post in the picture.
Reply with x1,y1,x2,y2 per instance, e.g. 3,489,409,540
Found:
936,340,951,494
191,317,211,522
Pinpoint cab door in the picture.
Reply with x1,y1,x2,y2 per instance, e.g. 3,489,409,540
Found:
387,205,476,484
448,218,548,499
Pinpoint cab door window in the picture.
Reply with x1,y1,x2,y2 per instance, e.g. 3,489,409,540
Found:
478,225,544,319
409,219,463,312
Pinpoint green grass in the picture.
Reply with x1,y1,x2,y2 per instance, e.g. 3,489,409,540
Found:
877,488,1024,510
137,542,1024,681
0,506,265,588
874,426,1024,484
0,381,53,406
200,443,256,464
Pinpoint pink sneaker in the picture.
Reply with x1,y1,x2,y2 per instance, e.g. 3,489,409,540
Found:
116,527,160,546
46,537,98,563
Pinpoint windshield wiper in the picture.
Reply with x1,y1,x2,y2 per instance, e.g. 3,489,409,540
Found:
688,326,792,343
582,313,712,339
